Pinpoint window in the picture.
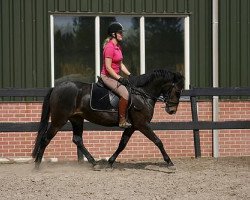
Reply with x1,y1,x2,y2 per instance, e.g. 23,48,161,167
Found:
53,16,95,83
145,17,184,74
51,15,188,87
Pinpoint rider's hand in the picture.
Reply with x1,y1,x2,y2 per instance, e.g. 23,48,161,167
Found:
118,77,130,86
128,74,134,78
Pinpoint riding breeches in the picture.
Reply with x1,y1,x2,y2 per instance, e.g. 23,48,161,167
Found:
100,74,129,100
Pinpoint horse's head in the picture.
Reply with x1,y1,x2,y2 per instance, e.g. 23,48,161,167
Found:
161,72,184,115
129,69,184,114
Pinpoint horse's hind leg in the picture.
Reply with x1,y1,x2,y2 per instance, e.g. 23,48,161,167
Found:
34,124,59,169
70,117,96,166
108,127,135,167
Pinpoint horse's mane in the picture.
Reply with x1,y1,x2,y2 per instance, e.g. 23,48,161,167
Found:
129,69,182,87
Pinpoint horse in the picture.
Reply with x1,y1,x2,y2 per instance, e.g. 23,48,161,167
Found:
32,69,184,169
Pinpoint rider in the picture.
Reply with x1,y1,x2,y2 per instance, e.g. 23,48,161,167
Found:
100,21,132,128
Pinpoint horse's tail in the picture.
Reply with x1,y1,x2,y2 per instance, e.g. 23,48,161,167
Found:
32,88,53,158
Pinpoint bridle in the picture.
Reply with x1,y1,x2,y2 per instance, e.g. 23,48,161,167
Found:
162,82,183,108
129,81,182,107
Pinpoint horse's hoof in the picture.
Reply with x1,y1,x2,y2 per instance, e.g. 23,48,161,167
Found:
77,159,85,164
105,163,114,171
93,164,101,171
34,163,41,170
167,165,176,171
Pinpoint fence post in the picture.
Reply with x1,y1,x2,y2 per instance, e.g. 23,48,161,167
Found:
190,88,201,158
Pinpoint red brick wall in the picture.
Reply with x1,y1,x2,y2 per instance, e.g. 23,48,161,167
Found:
0,101,249,161
219,101,250,157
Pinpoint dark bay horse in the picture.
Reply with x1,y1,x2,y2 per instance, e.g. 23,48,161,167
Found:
32,69,184,169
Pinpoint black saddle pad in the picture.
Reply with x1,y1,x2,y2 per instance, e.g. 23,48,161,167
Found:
90,83,119,112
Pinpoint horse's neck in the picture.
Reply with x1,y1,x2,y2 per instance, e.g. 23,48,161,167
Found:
142,79,163,99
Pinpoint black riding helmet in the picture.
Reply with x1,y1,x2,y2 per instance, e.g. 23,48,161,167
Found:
108,22,124,37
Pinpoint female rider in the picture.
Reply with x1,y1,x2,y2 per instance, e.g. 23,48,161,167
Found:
100,22,132,128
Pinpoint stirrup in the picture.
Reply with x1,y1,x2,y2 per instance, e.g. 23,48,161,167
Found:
119,121,132,128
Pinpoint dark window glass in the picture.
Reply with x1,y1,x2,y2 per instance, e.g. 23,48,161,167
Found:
145,17,184,74
54,16,95,82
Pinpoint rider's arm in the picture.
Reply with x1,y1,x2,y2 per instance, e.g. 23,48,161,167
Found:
120,62,131,76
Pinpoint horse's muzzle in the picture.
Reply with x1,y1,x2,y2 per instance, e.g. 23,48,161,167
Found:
165,106,177,115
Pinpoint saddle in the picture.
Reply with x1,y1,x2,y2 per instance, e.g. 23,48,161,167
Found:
90,77,120,112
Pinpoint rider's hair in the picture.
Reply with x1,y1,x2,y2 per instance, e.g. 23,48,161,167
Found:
102,36,111,49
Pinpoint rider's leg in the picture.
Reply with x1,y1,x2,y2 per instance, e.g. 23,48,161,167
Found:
114,82,131,128
118,97,131,128
100,75,131,128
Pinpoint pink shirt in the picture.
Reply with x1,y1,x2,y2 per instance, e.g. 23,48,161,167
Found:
101,40,123,75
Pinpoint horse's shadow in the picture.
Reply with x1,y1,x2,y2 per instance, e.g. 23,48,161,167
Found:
93,159,175,173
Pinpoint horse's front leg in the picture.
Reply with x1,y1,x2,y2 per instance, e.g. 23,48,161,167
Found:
108,127,135,167
138,124,174,168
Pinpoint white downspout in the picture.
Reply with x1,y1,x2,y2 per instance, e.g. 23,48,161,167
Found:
184,16,190,90
140,16,145,74
212,0,219,158
95,16,100,82
50,15,55,87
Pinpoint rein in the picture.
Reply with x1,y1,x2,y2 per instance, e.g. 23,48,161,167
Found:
128,84,166,103
128,82,182,107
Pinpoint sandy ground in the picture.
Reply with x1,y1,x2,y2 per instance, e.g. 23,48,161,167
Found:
0,157,249,200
